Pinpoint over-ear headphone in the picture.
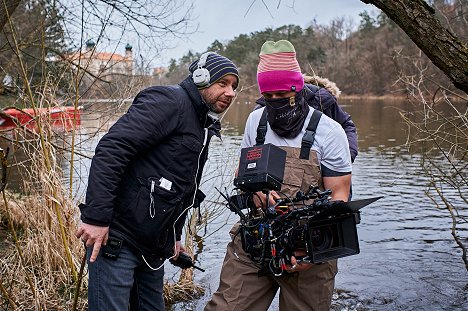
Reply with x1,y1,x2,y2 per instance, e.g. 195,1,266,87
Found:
192,52,213,87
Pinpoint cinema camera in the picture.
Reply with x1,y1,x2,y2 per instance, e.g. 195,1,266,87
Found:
221,144,381,276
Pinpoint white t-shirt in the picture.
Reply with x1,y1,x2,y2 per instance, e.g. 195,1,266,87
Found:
240,107,352,174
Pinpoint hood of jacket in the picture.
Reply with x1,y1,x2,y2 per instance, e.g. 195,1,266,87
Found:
303,75,341,98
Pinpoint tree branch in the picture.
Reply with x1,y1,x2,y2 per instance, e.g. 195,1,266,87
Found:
361,0,468,94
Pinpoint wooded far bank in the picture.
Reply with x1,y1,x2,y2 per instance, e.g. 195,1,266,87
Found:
165,1,467,97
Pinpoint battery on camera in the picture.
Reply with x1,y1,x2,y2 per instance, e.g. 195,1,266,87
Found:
234,144,287,192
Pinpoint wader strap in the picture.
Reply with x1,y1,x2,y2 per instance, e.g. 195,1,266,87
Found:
300,110,322,160
255,109,268,146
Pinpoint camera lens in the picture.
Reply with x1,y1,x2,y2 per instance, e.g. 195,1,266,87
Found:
283,226,306,249
310,225,333,251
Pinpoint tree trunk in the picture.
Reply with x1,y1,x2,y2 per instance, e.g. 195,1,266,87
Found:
0,0,21,31
361,0,468,94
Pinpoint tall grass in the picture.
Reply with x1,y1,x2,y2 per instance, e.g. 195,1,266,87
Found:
0,9,238,310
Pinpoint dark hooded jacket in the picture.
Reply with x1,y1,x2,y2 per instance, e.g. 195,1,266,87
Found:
255,83,358,162
79,76,218,258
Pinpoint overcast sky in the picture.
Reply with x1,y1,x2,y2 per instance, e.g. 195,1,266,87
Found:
149,0,375,67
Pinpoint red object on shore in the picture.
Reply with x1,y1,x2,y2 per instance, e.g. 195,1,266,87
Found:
0,106,81,130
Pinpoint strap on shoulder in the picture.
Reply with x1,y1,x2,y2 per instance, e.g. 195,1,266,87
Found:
300,110,322,160
255,109,268,146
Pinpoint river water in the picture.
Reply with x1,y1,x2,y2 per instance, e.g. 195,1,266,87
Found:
2,97,467,310
168,97,468,310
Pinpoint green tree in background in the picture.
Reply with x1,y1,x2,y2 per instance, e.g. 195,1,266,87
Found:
358,10,377,32
361,0,468,94
0,0,68,95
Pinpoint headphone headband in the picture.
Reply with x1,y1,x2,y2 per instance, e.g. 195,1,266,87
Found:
197,52,213,69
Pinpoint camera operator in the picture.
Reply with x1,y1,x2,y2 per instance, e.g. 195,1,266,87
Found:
205,40,352,311
254,74,358,164
75,52,239,310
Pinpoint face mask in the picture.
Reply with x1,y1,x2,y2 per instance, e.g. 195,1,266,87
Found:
265,91,309,138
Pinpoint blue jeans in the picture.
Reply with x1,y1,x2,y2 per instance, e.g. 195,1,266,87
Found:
87,243,165,311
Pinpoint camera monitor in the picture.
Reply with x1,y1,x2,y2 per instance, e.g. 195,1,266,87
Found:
234,144,287,192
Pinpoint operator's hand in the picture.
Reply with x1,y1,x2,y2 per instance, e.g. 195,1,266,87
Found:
252,190,281,209
75,223,109,263
288,251,313,273
173,241,186,261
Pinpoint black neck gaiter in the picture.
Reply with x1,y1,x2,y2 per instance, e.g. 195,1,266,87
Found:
265,91,309,138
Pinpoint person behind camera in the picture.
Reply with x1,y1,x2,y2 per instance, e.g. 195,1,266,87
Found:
255,74,358,163
205,40,352,311
75,52,239,310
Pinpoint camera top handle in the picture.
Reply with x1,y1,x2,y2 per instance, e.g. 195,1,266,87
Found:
272,186,331,209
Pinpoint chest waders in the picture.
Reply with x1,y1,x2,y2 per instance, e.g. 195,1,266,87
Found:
255,108,324,198
205,108,338,311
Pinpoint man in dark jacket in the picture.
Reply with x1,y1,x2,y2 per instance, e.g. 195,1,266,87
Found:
76,52,239,310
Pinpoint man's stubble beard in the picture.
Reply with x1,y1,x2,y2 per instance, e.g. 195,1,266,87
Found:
205,101,218,113
206,101,230,114
200,88,231,114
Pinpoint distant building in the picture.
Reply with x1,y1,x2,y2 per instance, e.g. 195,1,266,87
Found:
68,40,134,78
153,66,167,76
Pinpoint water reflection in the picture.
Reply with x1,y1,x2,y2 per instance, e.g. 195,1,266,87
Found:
172,97,468,310
2,97,467,310
222,97,415,150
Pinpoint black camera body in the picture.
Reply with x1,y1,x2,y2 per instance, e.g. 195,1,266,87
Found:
238,197,362,267
223,145,381,274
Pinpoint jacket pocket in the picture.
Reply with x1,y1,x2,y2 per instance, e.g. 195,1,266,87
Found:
182,134,203,152
131,177,181,248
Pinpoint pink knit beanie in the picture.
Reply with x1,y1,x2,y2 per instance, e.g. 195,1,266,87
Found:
257,40,304,94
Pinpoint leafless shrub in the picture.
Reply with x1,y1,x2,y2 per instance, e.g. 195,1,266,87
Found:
397,54,468,271
0,1,201,309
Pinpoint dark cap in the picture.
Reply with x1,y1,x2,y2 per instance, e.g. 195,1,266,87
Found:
189,52,239,88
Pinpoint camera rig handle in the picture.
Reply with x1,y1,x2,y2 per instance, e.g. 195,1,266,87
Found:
272,186,332,209
216,187,247,221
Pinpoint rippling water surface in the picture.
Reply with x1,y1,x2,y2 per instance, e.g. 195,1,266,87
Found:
169,98,468,310
3,98,466,310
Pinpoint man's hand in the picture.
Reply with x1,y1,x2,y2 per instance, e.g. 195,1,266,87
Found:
75,223,109,263
252,190,280,209
172,240,186,261
288,250,313,273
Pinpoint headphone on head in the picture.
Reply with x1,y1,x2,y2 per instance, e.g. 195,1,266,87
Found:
192,52,213,87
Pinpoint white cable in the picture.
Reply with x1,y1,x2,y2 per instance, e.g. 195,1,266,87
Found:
142,128,209,270
141,254,165,271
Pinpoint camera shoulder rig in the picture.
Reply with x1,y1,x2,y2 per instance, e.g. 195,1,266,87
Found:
218,186,382,276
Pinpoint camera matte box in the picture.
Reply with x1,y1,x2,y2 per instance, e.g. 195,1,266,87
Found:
306,214,360,263
234,144,287,192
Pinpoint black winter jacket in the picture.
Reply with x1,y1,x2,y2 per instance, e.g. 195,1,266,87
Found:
79,77,218,258
255,84,358,162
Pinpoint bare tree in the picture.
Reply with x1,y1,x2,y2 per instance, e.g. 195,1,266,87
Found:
62,0,195,57
0,0,21,31
361,0,468,94
0,1,198,309
355,0,468,271
397,56,468,271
